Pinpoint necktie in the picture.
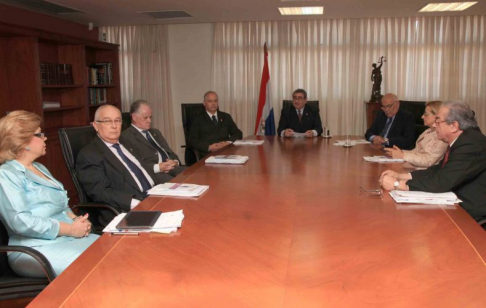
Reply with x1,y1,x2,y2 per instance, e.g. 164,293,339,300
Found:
112,144,152,192
298,109,302,122
441,146,450,168
143,130,168,162
212,115,218,126
380,117,392,137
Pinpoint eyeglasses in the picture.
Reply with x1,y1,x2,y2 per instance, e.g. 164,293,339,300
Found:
293,96,305,101
33,132,45,138
423,112,433,117
381,101,397,110
96,119,123,126
434,118,449,125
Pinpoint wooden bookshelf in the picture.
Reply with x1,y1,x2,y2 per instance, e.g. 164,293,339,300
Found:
0,23,121,204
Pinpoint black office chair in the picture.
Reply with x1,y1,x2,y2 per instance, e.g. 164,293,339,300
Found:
121,112,131,131
58,126,119,231
399,100,427,141
283,100,320,112
181,103,207,166
0,219,56,301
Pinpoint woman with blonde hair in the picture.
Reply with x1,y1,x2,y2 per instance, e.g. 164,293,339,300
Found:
0,111,99,278
385,101,448,167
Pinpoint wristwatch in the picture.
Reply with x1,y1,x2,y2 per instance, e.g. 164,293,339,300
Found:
384,138,389,144
394,181,400,190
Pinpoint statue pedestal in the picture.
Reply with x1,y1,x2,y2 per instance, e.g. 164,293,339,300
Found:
365,100,382,129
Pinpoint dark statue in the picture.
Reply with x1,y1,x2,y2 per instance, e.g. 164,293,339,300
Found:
370,56,385,102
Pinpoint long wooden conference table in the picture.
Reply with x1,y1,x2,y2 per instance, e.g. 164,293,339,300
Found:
29,136,486,307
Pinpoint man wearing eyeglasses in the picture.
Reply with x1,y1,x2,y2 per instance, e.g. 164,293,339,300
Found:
365,93,415,149
76,105,156,225
277,89,323,137
121,100,185,184
379,100,486,228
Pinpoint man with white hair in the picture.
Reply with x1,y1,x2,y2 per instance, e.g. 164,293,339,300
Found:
380,100,486,227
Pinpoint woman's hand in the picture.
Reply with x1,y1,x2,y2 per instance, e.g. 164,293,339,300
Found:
59,213,91,238
69,214,91,237
384,145,404,159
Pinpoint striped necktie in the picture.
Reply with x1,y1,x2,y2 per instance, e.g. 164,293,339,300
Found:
112,144,152,192
380,117,392,137
143,130,168,162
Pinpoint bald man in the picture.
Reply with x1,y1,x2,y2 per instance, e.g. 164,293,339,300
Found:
76,105,156,226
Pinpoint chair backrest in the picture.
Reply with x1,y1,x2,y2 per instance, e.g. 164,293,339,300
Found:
283,100,320,112
181,103,206,143
58,126,97,204
399,100,427,139
121,112,131,131
0,220,10,276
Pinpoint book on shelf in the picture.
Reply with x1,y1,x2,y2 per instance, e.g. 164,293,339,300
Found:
88,88,107,105
40,63,73,85
88,62,113,85
42,101,61,109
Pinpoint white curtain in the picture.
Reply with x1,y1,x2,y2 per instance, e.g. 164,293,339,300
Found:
101,25,176,147
211,16,486,136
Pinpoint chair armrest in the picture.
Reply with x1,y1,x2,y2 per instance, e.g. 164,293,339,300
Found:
73,203,120,215
0,245,56,281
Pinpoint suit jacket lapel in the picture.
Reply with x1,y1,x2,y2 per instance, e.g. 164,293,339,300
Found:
93,137,141,192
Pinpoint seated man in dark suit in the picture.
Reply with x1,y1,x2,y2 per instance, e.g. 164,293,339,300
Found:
380,100,486,228
121,100,185,184
365,93,415,149
187,91,243,158
277,89,323,137
76,105,156,226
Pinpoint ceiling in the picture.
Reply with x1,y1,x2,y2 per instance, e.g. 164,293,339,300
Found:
4,0,486,26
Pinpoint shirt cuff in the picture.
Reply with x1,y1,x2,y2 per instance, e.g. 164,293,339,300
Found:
131,199,141,209
369,135,376,142
312,130,317,137
154,164,161,174
280,130,285,137
48,219,60,240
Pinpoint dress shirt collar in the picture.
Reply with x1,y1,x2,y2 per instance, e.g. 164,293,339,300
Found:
207,111,218,120
131,124,146,134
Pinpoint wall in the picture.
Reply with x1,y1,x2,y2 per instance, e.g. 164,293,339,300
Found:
168,23,213,162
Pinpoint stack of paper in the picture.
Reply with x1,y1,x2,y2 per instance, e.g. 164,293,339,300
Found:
333,139,370,146
103,210,184,234
147,183,209,197
233,140,264,146
291,132,306,138
363,156,404,163
389,190,462,205
205,155,249,164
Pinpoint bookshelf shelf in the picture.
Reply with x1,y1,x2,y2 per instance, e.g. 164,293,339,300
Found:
43,106,84,112
87,85,116,88
42,84,83,89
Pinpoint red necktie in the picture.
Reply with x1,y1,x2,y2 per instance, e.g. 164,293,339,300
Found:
298,109,302,122
441,146,450,168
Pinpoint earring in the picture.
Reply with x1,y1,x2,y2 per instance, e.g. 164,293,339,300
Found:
25,146,31,151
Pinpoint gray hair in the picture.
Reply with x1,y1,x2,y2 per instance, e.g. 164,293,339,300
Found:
130,100,149,115
203,91,218,101
443,100,477,130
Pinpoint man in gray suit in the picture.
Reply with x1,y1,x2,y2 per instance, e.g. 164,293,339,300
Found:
121,100,185,184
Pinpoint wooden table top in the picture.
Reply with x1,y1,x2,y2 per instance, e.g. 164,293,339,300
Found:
29,136,486,308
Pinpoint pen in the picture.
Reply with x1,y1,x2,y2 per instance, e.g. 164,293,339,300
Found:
111,232,139,236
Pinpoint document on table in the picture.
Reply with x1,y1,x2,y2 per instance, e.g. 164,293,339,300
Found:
103,210,184,234
333,139,370,146
291,132,306,138
389,190,462,205
147,183,209,197
233,140,264,146
205,155,249,164
363,156,405,163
